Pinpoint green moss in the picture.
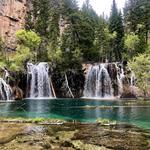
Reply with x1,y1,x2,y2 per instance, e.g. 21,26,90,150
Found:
56,130,78,141
96,118,117,125
0,117,65,124
72,140,110,150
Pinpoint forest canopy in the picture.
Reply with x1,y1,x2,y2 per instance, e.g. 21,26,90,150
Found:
0,0,149,74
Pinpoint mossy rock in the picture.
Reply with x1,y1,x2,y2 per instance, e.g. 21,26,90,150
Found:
96,118,117,125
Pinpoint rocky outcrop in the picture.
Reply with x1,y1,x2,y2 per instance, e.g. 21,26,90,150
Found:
0,0,27,50
52,69,85,98
12,86,23,100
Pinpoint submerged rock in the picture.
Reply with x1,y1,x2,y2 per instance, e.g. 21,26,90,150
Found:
0,122,149,150
12,86,23,100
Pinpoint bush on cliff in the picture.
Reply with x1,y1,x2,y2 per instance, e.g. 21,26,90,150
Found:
129,53,150,97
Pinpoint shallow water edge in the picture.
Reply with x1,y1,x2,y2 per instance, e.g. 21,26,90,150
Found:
0,121,149,150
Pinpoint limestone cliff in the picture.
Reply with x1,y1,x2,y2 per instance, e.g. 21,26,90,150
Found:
0,0,27,50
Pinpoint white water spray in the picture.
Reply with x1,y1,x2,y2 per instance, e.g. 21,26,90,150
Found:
83,64,113,98
27,62,55,98
0,78,12,100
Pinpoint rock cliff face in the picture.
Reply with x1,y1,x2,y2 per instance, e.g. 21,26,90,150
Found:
0,0,27,50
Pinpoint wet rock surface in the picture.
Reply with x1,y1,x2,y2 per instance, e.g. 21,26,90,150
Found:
52,69,85,98
0,122,149,150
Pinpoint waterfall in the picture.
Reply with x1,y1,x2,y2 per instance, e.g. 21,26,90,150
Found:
120,67,125,80
115,64,123,97
83,63,113,98
0,78,12,100
131,72,136,86
27,62,55,98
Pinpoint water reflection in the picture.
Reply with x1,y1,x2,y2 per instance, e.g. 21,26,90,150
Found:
0,99,149,129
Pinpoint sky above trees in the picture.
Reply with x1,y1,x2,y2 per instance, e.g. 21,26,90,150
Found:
78,0,126,16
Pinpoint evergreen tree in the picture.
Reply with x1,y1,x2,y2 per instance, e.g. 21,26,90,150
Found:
26,0,50,36
60,0,99,66
109,0,124,61
60,0,83,69
26,0,62,62
94,16,116,62
25,0,50,61
80,0,99,60
124,0,150,53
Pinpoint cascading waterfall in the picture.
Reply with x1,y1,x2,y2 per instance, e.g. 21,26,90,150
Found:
115,63,123,97
83,63,114,98
0,78,12,100
130,72,136,87
83,63,127,98
27,62,55,98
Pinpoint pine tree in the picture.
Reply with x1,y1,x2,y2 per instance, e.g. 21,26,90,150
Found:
60,0,83,69
109,0,124,61
124,0,150,52
95,15,116,62
60,0,99,64
80,0,99,60
26,0,61,61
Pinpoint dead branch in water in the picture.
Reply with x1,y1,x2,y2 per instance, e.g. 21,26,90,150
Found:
65,73,74,98
50,78,56,98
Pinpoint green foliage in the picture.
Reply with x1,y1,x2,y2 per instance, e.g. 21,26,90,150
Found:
0,37,7,69
47,44,62,64
60,0,99,63
3,0,148,76
16,30,41,50
124,32,140,58
26,0,60,61
0,37,4,53
9,30,41,72
26,0,50,36
129,53,150,97
124,0,150,53
95,16,116,61
81,1,99,60
124,0,150,33
10,46,33,72
109,0,124,61
60,1,85,68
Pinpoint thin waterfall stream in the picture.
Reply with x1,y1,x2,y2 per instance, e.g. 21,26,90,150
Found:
0,78,12,100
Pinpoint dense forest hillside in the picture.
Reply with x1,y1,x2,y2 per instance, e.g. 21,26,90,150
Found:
0,0,150,97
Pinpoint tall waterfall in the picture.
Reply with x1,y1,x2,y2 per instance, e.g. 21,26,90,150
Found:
0,78,12,100
27,62,55,98
84,64,114,98
83,63,123,98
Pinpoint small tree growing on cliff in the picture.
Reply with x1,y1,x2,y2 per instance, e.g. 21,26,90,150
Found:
10,30,41,71
129,53,150,97
0,37,6,68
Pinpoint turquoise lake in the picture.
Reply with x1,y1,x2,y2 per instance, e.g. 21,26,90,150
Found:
0,99,149,129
